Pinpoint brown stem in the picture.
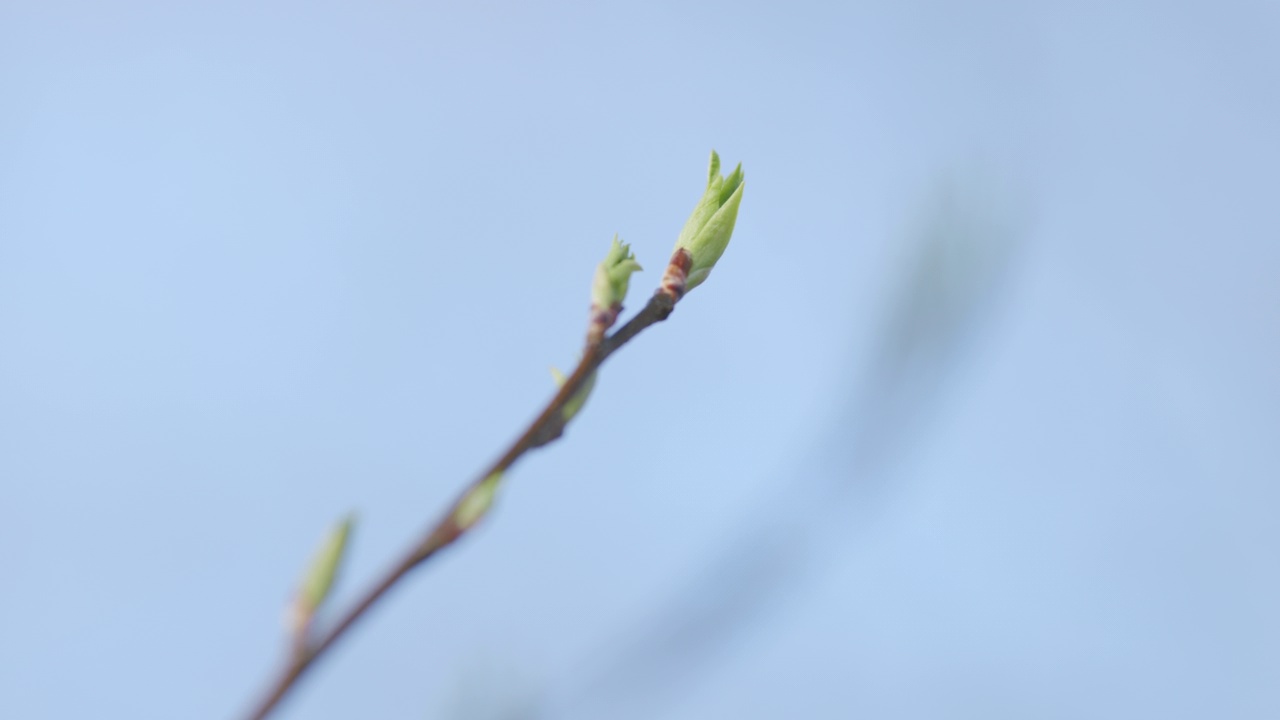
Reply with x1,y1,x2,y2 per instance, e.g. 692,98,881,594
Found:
240,290,677,720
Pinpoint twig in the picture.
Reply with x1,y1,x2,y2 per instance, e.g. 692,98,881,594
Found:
241,290,678,720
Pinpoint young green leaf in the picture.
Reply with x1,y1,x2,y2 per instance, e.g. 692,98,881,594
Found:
290,514,355,638
669,150,745,293
453,472,504,531
591,235,643,312
551,365,597,424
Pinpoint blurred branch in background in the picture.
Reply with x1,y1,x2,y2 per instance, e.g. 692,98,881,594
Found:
549,173,1026,720
438,662,544,720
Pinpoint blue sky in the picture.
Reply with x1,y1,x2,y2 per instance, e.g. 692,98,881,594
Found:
2,2,1277,719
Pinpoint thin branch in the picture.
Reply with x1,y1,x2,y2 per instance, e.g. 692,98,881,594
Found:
240,290,677,720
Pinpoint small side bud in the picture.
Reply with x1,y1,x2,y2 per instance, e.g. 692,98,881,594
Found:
551,365,597,425
287,514,356,644
664,150,744,298
453,471,504,532
588,235,642,343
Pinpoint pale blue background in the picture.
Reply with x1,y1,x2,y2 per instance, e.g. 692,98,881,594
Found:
2,2,1278,719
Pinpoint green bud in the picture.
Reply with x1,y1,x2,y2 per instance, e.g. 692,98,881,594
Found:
591,235,643,311
453,471,504,531
672,150,744,292
551,365,597,424
296,514,355,622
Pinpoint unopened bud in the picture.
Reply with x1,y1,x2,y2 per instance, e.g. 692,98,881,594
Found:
663,150,744,298
453,471,504,531
589,236,642,342
551,365,597,425
288,514,355,639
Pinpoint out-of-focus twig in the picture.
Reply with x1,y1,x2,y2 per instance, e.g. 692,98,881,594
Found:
560,177,1023,720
